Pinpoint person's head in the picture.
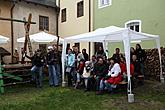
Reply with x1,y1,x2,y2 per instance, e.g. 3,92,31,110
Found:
74,46,79,53
115,48,120,54
98,57,104,65
132,55,137,61
91,55,96,61
67,48,72,54
109,58,115,65
82,49,86,54
15,48,18,52
110,57,119,65
136,44,142,50
58,45,62,52
98,46,103,51
120,57,126,63
48,46,53,52
79,59,85,64
53,44,57,51
36,49,41,56
130,47,135,53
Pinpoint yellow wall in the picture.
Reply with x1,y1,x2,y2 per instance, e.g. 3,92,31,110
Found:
59,0,94,57
0,1,12,64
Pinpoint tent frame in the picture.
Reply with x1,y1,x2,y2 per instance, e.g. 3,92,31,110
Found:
61,26,164,102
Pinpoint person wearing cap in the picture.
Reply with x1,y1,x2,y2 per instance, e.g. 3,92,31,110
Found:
46,46,58,87
13,48,19,64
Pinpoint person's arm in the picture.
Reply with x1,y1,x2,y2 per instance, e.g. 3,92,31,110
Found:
25,54,32,60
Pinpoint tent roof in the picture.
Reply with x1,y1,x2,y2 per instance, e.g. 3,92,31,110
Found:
0,35,10,44
64,26,159,43
0,47,11,56
17,31,63,44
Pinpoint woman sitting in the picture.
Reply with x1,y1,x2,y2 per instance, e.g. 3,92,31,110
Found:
104,58,122,93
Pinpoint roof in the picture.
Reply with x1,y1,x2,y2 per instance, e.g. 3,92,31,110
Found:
0,47,11,56
64,26,159,43
14,0,57,8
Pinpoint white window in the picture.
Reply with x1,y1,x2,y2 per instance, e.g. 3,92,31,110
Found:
98,0,112,8
125,20,141,32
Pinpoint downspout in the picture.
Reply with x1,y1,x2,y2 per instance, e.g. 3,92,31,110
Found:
10,1,16,63
88,0,91,57
56,0,60,50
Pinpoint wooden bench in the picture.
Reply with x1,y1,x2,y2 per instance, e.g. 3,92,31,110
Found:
118,81,128,85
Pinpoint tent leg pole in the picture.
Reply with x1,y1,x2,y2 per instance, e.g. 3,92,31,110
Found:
160,76,164,83
128,93,134,103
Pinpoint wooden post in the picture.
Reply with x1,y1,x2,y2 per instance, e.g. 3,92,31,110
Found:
0,55,4,94
21,13,33,63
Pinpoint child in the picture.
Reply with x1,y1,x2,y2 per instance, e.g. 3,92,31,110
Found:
74,59,85,89
82,61,92,91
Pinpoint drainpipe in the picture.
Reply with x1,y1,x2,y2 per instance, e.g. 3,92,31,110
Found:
56,0,60,50
88,0,91,57
10,1,16,63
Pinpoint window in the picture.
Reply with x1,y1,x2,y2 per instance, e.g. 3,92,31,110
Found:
39,16,49,31
98,0,112,8
125,20,141,32
77,1,84,18
61,8,66,22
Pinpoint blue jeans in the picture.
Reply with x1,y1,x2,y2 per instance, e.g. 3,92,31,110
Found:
31,66,43,87
31,65,37,81
140,63,144,76
55,64,61,84
49,65,58,86
99,79,105,91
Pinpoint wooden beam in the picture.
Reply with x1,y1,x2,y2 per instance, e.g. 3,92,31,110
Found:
0,17,36,24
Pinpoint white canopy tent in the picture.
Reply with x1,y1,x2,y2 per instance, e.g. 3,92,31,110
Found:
0,35,9,44
62,26,163,102
17,31,64,44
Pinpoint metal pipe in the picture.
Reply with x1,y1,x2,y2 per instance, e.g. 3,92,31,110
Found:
88,0,91,57
10,1,16,63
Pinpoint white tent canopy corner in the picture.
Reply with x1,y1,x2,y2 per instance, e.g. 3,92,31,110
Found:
0,35,9,44
17,31,64,44
62,26,163,103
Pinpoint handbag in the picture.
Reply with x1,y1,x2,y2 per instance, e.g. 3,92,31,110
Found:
66,67,72,73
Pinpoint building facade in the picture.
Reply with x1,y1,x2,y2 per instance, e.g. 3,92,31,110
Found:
93,0,165,56
59,0,94,56
0,0,58,63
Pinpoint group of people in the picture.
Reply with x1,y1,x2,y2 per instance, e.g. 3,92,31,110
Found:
65,44,146,94
25,45,62,88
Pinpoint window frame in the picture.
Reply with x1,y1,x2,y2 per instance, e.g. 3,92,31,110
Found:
39,15,49,31
61,8,67,22
125,20,142,32
98,0,112,9
77,1,84,18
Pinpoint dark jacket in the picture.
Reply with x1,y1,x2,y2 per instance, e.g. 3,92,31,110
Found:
54,50,62,64
33,55,45,67
25,54,37,66
46,51,55,65
112,53,123,63
93,62,108,77
83,53,89,61
135,49,146,63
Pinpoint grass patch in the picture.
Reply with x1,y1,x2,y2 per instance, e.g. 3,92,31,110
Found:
0,80,165,110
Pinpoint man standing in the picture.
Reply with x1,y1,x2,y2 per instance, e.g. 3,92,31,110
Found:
47,46,58,87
